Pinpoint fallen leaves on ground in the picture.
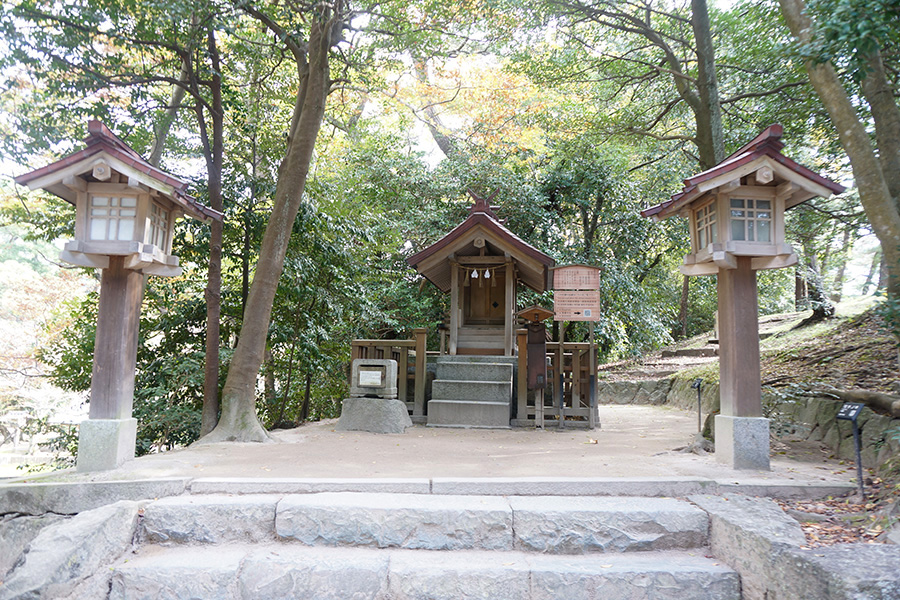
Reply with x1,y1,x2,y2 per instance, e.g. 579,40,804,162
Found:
775,491,889,548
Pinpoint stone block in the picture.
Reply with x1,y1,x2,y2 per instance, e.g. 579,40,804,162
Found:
275,492,513,550
426,400,510,428
238,546,389,600
436,362,512,383
528,552,740,600
335,397,412,434
771,544,900,600
715,415,770,470
0,513,67,580
110,545,245,600
648,378,673,405
1,500,142,600
431,380,510,403
387,549,530,600
0,479,188,516
689,494,805,600
430,477,714,497
350,359,398,399
509,496,708,553
76,417,137,472
141,494,278,544
189,477,430,495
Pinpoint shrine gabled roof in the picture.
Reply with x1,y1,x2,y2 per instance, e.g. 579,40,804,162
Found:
407,204,556,293
14,120,221,222
641,124,846,220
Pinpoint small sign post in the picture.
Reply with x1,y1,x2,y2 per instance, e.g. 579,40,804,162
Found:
691,378,703,433
551,265,601,430
836,402,866,499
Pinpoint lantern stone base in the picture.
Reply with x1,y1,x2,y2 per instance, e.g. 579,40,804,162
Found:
76,418,137,472
336,397,412,434
715,415,770,471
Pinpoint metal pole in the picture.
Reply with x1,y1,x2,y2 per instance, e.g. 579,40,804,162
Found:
691,378,703,433
589,327,596,430
852,421,865,499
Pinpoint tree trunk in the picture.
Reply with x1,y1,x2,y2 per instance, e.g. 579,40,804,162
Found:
299,370,312,423
148,57,189,168
200,6,336,443
861,247,882,295
676,275,689,340
200,26,224,437
860,49,900,211
795,268,808,309
830,228,852,302
799,252,834,325
780,0,900,304
690,0,724,168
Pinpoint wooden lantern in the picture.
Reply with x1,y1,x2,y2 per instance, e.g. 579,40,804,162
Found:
14,121,219,472
644,124,845,276
15,120,219,276
642,125,844,470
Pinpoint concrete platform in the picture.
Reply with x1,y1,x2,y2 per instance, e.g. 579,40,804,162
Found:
0,405,855,501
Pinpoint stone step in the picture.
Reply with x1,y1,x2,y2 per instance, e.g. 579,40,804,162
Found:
456,339,505,349
427,400,511,428
431,379,511,402
458,328,504,336
661,348,718,358
435,361,512,383
139,493,709,554
110,544,740,600
436,355,517,365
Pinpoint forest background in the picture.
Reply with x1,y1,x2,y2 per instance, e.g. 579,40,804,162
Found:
0,0,897,455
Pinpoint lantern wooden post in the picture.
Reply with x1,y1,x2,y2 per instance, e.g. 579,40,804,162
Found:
641,125,845,470
14,120,220,471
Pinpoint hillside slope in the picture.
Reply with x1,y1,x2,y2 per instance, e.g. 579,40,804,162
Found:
600,297,898,394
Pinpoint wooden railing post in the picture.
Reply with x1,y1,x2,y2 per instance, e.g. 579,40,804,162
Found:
516,329,528,424
414,328,427,417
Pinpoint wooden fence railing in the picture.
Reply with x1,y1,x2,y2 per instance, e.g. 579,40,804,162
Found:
351,327,596,428
350,328,427,419
516,329,597,427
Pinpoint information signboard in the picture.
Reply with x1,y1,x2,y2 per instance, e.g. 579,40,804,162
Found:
554,289,601,321
553,266,600,290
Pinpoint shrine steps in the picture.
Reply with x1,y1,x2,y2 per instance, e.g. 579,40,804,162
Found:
108,492,740,600
427,356,514,428
456,325,505,353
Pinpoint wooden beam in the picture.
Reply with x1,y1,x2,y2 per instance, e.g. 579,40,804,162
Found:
89,257,145,420
414,328,427,417
718,257,761,417
516,328,528,424
450,261,459,355
457,255,509,265
505,261,514,356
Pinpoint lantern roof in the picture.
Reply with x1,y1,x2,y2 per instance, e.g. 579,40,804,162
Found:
14,120,221,222
407,190,555,293
641,124,846,220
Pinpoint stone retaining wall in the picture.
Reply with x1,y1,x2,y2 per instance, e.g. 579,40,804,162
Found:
773,395,900,470
598,377,900,471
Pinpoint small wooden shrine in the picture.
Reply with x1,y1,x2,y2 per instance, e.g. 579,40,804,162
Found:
407,191,556,356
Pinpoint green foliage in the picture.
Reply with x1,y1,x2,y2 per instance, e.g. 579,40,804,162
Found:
804,0,900,81
5,0,871,454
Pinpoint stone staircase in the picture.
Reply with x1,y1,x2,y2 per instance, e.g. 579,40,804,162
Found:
427,356,515,428
456,325,505,354
108,492,740,599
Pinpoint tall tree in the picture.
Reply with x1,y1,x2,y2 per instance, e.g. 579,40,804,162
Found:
200,0,346,442
3,0,229,435
779,0,900,307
